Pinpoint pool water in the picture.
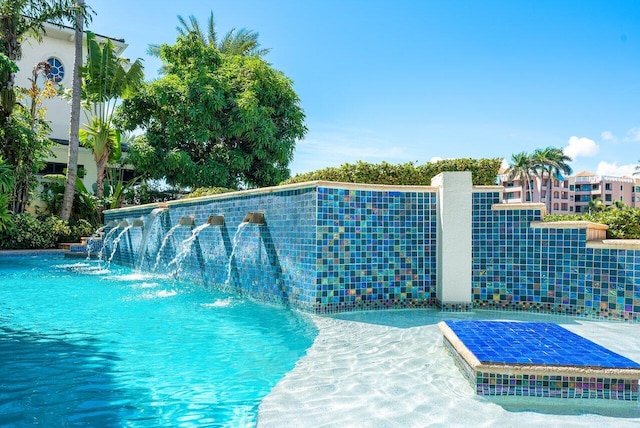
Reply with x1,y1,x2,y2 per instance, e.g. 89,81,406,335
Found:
0,253,317,427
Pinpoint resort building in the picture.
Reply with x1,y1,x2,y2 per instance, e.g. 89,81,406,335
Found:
498,170,640,214
14,22,133,193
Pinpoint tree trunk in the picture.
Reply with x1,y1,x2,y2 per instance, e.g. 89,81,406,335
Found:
60,0,85,220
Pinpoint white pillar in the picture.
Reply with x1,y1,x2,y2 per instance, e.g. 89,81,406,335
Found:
431,171,472,306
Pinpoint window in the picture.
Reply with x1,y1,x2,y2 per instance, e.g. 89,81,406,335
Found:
553,203,559,211
605,194,612,202
569,184,574,191
605,183,612,191
46,57,64,83
570,206,574,212
561,203,568,211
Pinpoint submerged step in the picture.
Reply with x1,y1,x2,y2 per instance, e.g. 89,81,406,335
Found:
438,320,640,400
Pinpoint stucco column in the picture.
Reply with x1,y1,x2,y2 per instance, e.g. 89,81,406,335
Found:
431,171,472,307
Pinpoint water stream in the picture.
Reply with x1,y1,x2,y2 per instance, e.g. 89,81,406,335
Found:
97,226,121,261
152,224,183,273
225,222,250,288
135,208,168,271
107,225,134,266
167,223,211,276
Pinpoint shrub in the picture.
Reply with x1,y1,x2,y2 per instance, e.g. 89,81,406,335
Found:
0,214,97,249
281,158,502,186
183,187,236,199
544,208,640,239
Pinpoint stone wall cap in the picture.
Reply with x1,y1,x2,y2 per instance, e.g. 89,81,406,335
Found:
531,220,609,230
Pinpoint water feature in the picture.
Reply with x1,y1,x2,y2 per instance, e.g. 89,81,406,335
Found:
167,222,211,277
107,222,134,266
84,224,107,260
97,221,121,261
224,221,250,290
152,223,184,273
135,207,168,271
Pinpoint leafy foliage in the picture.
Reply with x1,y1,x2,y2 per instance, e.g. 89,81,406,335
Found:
0,213,94,249
282,158,502,186
39,174,101,226
544,208,640,239
117,31,306,190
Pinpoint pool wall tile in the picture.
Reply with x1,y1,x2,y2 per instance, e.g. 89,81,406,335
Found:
104,181,640,320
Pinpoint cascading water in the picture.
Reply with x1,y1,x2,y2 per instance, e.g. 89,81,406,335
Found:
166,223,211,276
85,224,107,260
152,224,183,273
224,222,250,288
107,225,134,266
135,208,168,271
98,226,121,261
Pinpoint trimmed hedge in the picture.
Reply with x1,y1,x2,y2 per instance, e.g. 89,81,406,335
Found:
281,158,502,186
544,208,640,239
183,187,236,199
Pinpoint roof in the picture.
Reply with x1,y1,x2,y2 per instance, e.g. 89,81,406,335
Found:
574,170,596,177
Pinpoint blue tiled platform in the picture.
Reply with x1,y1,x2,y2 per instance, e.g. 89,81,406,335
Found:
438,320,640,400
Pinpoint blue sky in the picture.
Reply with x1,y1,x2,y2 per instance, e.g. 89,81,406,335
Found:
89,0,640,177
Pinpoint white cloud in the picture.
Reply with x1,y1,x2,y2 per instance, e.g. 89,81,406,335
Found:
429,156,443,163
500,158,509,170
595,161,638,177
601,131,616,142
625,127,640,142
564,136,599,160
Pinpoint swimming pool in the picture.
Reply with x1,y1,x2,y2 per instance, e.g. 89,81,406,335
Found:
0,253,317,426
2,253,640,427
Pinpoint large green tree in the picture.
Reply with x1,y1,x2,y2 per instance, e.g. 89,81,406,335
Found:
118,31,306,189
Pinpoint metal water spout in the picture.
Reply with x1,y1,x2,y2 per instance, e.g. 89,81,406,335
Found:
106,220,118,228
131,219,144,227
207,215,225,226
242,212,264,224
117,220,129,228
178,216,195,227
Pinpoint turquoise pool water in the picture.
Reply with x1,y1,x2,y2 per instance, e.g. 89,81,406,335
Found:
0,253,317,427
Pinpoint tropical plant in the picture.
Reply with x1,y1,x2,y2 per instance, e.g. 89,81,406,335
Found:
587,197,606,213
148,11,269,74
0,154,13,232
117,30,306,189
40,173,101,226
505,152,534,202
545,207,640,239
78,31,144,201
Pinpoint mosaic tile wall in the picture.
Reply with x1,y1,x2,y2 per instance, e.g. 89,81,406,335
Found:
472,190,640,321
104,187,319,311
314,187,438,312
104,184,438,313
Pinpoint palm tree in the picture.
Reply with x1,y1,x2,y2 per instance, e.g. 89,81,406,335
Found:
61,0,85,221
506,152,534,202
530,147,572,213
587,197,605,214
148,11,269,73
634,161,639,176
80,31,143,200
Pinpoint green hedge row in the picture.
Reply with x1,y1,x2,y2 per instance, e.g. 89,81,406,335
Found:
544,208,640,239
0,214,95,250
281,158,502,186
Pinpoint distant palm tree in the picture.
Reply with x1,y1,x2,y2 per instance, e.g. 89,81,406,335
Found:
634,160,639,176
587,197,605,214
530,147,572,212
506,152,534,202
148,11,269,74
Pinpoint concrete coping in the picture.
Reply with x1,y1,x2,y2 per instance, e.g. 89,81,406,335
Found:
530,220,609,230
104,180,440,214
491,203,546,214
586,240,640,250
437,321,640,379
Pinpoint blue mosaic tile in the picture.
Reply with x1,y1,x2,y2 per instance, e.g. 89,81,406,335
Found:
445,320,640,368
